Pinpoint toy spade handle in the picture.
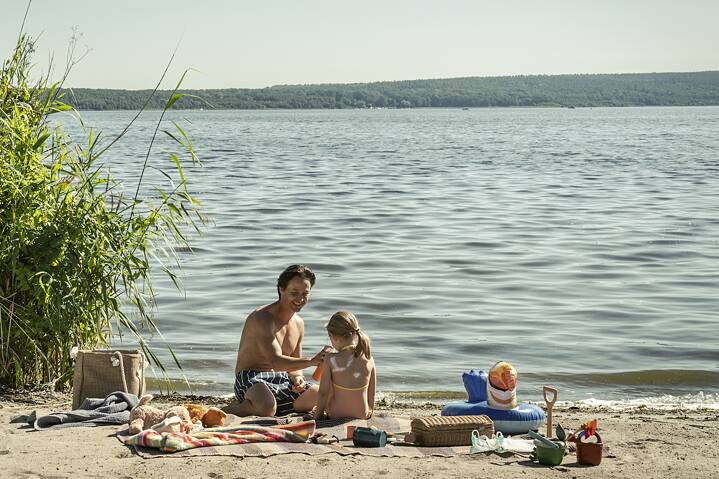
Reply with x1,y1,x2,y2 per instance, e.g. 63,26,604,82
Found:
543,386,558,438
543,386,558,405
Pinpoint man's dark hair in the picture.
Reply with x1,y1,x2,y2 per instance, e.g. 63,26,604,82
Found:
277,264,316,297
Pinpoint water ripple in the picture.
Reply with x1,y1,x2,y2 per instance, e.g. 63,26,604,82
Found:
56,107,719,400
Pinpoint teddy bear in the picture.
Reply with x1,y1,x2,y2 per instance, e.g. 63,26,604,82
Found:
184,403,227,428
128,394,193,435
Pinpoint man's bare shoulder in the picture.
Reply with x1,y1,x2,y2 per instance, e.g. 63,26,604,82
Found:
245,304,274,328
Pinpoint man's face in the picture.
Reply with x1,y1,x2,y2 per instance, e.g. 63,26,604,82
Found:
279,276,312,312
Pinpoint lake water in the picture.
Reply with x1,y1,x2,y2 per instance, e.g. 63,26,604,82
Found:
58,107,719,407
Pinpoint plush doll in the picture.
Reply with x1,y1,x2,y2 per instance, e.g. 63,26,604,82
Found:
184,403,227,428
128,394,193,435
151,416,184,434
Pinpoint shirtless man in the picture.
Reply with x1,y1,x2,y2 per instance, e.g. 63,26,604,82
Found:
223,265,329,417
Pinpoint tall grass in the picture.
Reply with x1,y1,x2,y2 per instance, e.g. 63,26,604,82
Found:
0,34,205,389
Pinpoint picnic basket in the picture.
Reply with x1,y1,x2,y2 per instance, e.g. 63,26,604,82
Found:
410,415,494,447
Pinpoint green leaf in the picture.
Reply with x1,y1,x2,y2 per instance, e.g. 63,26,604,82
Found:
33,132,50,150
165,93,185,110
162,129,182,144
49,103,72,114
169,153,185,183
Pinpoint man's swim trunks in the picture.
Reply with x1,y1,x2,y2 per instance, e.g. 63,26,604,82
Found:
234,370,310,416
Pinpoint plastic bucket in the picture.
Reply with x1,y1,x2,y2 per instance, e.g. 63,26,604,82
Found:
576,432,603,466
535,441,565,466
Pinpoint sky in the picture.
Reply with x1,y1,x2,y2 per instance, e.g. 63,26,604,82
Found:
2,0,718,90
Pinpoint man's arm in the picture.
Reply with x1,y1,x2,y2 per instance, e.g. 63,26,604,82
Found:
288,322,305,379
267,333,316,372
255,317,319,372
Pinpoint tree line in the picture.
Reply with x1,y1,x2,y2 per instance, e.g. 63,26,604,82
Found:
60,71,719,110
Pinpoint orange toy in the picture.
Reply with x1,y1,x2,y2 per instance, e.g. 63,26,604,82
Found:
578,418,598,438
184,403,228,428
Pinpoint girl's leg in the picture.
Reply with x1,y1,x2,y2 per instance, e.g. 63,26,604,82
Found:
293,384,320,412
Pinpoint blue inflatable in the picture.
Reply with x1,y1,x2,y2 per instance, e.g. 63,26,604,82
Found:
442,369,545,435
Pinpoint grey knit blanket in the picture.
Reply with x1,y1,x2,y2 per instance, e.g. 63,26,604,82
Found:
28,391,139,431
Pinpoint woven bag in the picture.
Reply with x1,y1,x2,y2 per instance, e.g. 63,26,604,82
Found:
72,349,146,409
411,415,494,447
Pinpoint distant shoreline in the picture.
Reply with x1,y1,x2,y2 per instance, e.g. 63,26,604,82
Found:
63,105,719,112
59,71,719,111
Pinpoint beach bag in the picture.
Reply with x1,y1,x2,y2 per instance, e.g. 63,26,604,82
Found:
72,349,146,409
410,415,494,447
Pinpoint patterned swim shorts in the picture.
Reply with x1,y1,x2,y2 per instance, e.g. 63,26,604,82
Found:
234,370,309,416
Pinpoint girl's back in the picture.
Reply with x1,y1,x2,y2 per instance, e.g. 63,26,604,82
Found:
314,311,376,420
325,348,375,419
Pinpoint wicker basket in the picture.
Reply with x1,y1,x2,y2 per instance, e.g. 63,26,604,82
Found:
410,415,494,447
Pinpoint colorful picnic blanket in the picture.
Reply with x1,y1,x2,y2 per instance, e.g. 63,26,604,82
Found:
121,420,315,453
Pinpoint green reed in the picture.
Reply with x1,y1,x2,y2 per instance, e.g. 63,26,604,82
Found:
0,34,205,389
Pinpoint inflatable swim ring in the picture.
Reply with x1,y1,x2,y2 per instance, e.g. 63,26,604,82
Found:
441,400,545,435
445,368,545,435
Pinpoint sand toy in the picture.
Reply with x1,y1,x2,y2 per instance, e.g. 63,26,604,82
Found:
570,419,603,466
543,386,558,438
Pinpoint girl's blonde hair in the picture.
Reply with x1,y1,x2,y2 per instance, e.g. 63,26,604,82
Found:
326,311,371,359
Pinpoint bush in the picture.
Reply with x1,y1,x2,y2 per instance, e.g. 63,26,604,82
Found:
0,35,204,389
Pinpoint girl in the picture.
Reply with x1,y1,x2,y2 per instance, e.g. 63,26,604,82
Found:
314,311,375,419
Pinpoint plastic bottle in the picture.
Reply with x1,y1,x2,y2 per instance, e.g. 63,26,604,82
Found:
311,362,324,381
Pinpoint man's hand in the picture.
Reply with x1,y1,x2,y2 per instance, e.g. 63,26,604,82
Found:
291,375,306,393
310,345,333,365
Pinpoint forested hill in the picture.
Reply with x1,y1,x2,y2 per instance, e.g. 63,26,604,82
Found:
60,71,719,110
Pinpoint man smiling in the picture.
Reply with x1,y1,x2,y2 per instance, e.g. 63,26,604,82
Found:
223,265,329,416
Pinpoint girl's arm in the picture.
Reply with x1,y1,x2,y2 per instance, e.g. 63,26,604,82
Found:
313,356,333,419
367,359,376,412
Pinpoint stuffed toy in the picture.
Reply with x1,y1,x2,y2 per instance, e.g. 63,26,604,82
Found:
151,416,184,434
184,403,227,428
128,394,193,435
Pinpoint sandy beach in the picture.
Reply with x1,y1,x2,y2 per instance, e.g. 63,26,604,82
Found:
1,388,717,479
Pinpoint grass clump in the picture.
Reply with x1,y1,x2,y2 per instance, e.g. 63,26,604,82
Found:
0,34,204,389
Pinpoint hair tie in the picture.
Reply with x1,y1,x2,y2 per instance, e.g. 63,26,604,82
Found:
353,328,360,333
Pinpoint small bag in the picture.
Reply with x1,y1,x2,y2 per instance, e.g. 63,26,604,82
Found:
72,349,146,409
410,415,494,447
352,426,388,447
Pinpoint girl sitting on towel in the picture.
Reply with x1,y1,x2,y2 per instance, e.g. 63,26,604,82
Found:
314,311,375,420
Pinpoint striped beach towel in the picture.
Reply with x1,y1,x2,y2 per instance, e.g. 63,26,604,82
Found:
122,420,315,453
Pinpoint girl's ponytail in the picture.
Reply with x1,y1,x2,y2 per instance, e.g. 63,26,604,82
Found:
354,329,371,359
